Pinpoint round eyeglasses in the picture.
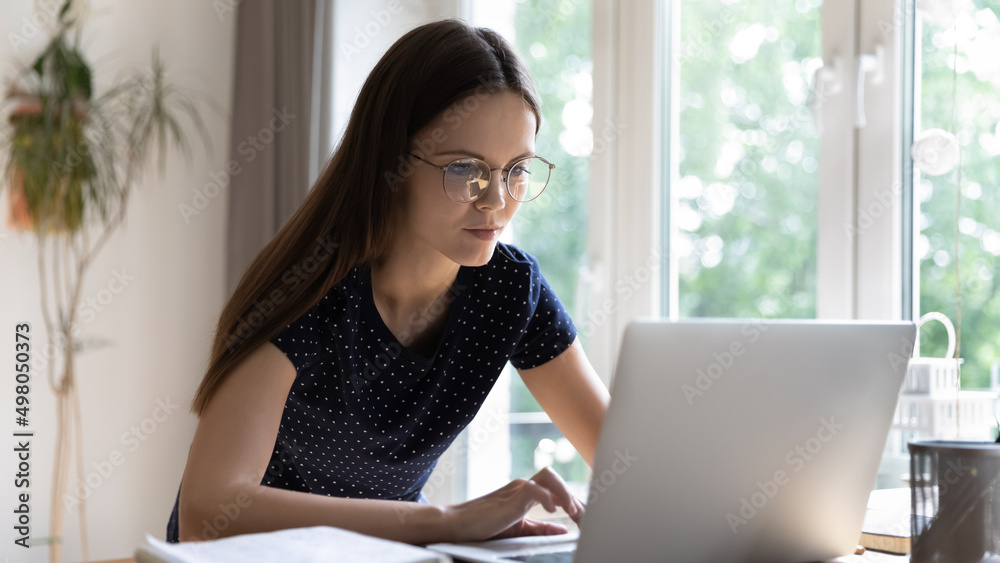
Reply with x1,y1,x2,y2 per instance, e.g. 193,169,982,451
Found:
407,152,555,204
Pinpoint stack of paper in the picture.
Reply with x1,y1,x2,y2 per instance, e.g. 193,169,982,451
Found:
136,525,451,563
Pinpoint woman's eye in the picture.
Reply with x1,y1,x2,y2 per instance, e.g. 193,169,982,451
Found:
509,164,530,178
449,162,479,177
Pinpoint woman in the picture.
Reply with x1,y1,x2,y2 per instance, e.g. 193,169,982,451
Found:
167,18,610,545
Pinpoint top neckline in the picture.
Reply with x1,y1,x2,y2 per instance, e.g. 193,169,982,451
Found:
358,263,473,366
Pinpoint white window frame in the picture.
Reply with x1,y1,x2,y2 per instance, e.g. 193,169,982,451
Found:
855,0,906,323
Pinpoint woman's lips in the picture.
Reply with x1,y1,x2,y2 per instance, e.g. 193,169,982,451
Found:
465,228,500,241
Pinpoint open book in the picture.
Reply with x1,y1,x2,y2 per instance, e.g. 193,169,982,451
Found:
136,525,451,563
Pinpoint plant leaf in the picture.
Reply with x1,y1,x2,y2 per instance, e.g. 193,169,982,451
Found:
58,0,72,23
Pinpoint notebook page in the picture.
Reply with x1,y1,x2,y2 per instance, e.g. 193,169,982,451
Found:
136,526,450,563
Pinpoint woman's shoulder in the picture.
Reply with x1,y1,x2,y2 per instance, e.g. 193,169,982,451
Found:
282,265,364,330
320,264,366,312
269,266,364,358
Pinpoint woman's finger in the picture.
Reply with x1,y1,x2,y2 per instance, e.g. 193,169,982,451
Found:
562,496,585,524
572,497,586,522
489,517,568,540
519,517,569,536
529,467,581,516
522,479,557,513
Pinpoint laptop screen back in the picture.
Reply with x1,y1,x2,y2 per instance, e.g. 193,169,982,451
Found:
575,319,915,563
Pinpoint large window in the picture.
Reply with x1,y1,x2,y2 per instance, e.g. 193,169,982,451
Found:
661,0,999,384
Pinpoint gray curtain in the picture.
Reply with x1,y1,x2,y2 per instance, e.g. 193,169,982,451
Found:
225,0,333,297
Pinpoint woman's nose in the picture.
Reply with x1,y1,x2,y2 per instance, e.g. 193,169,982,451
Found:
473,170,506,211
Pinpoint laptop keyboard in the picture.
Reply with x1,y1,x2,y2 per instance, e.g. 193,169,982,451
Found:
505,549,576,563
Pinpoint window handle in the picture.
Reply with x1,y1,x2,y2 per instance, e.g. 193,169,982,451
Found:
811,55,843,134
855,44,884,128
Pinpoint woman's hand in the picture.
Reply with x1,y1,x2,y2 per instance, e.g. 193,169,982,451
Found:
443,466,585,542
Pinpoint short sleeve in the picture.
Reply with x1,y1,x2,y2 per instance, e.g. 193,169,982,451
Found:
509,259,578,370
269,299,325,374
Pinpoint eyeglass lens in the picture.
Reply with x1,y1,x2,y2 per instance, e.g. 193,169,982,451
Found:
442,157,550,203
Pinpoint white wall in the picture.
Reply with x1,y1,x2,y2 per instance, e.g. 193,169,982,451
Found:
0,1,234,560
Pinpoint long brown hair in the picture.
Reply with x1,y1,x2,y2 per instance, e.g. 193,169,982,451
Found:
191,19,542,415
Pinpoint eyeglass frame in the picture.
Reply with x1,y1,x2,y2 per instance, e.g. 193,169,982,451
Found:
406,151,555,203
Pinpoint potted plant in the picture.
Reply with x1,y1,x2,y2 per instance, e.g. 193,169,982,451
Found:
1,2,214,561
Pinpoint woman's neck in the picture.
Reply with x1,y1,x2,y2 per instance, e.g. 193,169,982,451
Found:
370,244,461,320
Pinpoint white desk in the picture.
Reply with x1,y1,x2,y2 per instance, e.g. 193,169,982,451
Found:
829,554,908,562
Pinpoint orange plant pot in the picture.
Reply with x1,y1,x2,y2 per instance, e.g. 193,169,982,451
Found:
6,168,36,230
5,98,42,231
4,96,87,234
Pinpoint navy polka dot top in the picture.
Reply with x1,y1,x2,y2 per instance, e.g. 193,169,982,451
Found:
166,242,576,542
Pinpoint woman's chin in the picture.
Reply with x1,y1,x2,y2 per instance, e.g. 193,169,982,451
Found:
453,242,496,267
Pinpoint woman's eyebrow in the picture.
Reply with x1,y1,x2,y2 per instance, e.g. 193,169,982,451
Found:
434,149,536,163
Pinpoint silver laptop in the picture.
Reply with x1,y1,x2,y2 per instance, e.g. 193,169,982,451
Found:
427,319,916,563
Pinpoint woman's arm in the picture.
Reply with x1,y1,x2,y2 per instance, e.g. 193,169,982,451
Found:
178,342,450,544
516,337,611,468
178,341,581,544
